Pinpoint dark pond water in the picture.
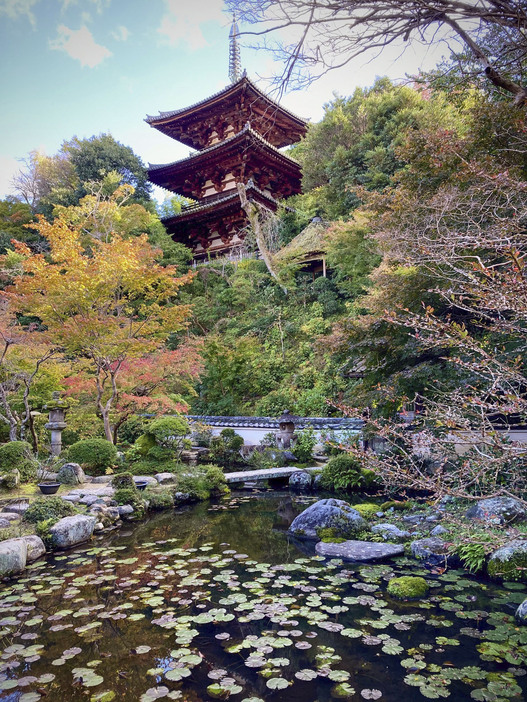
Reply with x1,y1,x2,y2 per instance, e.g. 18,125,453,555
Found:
0,490,526,702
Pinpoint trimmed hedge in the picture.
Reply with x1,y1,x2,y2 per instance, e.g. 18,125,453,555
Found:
67,439,118,475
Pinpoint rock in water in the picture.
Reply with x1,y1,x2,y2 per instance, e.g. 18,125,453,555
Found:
0,539,27,578
316,540,404,562
15,535,45,563
56,462,86,485
516,599,527,625
288,498,367,540
288,471,312,491
488,539,527,582
465,497,526,525
49,515,96,549
410,537,456,566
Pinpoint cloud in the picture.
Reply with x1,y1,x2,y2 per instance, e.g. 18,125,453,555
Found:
60,0,109,12
157,0,224,50
49,24,112,68
111,25,130,41
0,0,40,28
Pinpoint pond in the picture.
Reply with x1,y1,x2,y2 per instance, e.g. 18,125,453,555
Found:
0,491,525,702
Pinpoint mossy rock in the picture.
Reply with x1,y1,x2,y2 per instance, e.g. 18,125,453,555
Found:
317,527,347,543
351,503,379,520
0,468,20,490
487,540,527,582
381,500,413,511
387,575,430,599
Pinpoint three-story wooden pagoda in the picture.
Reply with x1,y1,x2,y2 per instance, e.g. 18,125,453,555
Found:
145,18,307,261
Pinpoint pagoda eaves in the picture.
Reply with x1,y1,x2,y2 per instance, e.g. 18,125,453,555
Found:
145,75,307,150
148,124,302,201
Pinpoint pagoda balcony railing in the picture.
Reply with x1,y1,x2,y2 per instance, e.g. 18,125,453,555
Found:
192,250,258,268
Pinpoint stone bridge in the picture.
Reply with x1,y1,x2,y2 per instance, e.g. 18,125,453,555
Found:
223,466,317,485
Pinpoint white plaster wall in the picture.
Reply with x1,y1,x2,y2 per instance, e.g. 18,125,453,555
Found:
202,424,360,448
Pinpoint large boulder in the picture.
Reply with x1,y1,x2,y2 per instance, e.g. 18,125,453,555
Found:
466,497,526,525
14,535,45,563
289,471,312,491
316,540,404,562
488,539,527,582
154,472,176,484
0,538,27,578
516,599,527,625
56,462,86,486
288,498,367,541
49,515,96,550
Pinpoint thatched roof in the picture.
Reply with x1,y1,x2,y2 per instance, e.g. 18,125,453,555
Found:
275,219,329,263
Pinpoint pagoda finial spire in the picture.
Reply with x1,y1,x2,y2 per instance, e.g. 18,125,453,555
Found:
229,13,242,84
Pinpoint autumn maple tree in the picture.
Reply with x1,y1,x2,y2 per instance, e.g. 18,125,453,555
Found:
5,187,197,443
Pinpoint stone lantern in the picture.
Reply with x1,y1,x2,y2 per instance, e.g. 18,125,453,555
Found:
44,392,69,457
276,410,299,449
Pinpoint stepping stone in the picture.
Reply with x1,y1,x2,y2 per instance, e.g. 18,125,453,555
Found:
315,540,405,562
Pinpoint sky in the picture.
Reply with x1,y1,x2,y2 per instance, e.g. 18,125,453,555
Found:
0,0,452,203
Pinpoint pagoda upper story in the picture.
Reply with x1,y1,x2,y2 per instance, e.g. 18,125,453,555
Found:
145,74,306,151
145,18,308,261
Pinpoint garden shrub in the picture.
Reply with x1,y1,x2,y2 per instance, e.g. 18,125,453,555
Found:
191,422,215,448
118,416,147,446
114,487,145,518
23,496,77,524
209,429,244,467
126,416,190,471
293,428,317,463
174,464,229,500
320,453,376,492
0,441,38,482
67,438,118,475
248,447,288,470
35,518,57,549
111,472,135,489
144,487,174,510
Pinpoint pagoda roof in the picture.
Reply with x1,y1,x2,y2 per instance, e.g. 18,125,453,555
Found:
145,75,308,149
148,123,302,198
162,182,279,228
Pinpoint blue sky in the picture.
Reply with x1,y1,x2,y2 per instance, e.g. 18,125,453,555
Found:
0,0,449,202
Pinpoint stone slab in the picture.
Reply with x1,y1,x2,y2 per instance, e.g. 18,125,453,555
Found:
315,540,405,562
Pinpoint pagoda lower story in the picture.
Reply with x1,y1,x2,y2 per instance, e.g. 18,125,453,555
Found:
160,182,278,261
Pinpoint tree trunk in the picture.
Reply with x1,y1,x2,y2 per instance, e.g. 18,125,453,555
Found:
236,183,288,295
